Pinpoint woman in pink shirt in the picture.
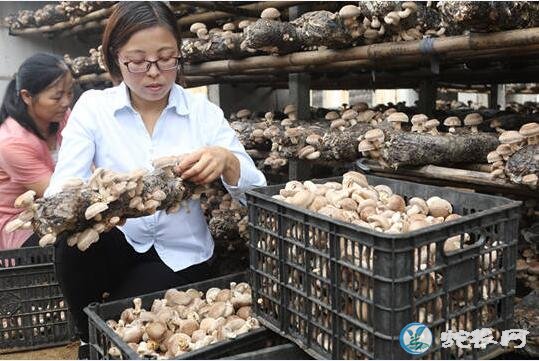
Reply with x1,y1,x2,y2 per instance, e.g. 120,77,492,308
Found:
0,53,73,250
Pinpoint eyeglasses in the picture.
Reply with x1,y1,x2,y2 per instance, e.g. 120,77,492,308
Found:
121,56,182,73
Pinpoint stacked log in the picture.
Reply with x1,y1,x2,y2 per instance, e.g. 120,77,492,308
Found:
486,123,539,188
181,22,250,64
226,104,539,178
5,156,209,251
5,2,115,30
64,46,106,77
437,1,539,34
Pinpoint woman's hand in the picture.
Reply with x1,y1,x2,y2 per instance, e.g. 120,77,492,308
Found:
176,146,240,185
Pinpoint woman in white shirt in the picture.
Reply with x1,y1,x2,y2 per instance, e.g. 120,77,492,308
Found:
46,2,266,353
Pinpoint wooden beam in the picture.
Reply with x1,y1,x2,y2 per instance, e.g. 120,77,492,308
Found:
362,160,537,197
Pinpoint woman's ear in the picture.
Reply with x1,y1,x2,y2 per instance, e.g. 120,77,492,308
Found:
19,89,33,107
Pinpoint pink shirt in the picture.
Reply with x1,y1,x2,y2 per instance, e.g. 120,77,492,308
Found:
0,116,66,250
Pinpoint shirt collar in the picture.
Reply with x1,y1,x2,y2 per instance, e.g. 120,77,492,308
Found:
112,82,190,116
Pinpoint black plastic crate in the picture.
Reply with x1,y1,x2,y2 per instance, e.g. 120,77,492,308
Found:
0,246,74,353
246,174,522,359
85,271,278,359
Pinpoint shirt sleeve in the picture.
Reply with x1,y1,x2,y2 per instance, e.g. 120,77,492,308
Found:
45,94,95,197
0,140,52,185
206,104,267,204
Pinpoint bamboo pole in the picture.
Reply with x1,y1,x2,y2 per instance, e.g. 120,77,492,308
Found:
77,72,111,84
58,18,108,37
183,27,539,75
75,71,282,89
177,1,304,27
179,1,260,18
9,7,113,36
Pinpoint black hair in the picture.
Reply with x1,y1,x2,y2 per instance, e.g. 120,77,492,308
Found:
0,53,70,139
102,2,184,85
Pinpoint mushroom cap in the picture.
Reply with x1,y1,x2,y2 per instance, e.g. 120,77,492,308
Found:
426,196,453,218
208,27,223,35
352,102,369,112
342,109,359,120
496,144,512,156
330,119,346,130
153,155,178,169
463,113,483,126
387,112,409,124
522,174,538,186
298,145,316,158
411,114,428,125
408,197,428,215
260,7,280,20
358,110,376,122
408,219,430,232
306,133,322,145
283,104,296,115
443,116,461,127
222,22,236,31
236,109,251,118
487,151,502,163
425,119,440,128
357,140,375,152
364,128,384,143
387,194,406,212
343,171,369,189
190,22,206,33
499,130,524,144
85,202,109,220
238,20,252,29
401,2,418,10
383,108,397,117
325,111,340,121
519,122,539,137
339,5,361,18
281,118,294,127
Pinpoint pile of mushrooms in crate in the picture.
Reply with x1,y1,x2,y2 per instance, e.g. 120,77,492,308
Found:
273,171,464,247
106,282,260,358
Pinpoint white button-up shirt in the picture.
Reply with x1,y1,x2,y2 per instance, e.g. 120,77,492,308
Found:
45,83,266,271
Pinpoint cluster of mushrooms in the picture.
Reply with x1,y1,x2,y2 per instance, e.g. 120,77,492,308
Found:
181,20,249,63
106,282,260,359
200,188,249,249
272,171,465,243
487,122,539,187
228,103,484,167
63,46,105,77
5,1,114,29
5,155,207,251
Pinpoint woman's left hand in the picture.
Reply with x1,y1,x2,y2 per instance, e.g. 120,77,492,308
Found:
176,146,240,185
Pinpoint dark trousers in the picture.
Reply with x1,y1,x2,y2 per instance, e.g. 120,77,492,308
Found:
49,228,214,342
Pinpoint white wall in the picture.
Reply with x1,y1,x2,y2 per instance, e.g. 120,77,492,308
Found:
0,1,94,98
457,92,489,108
373,89,418,107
